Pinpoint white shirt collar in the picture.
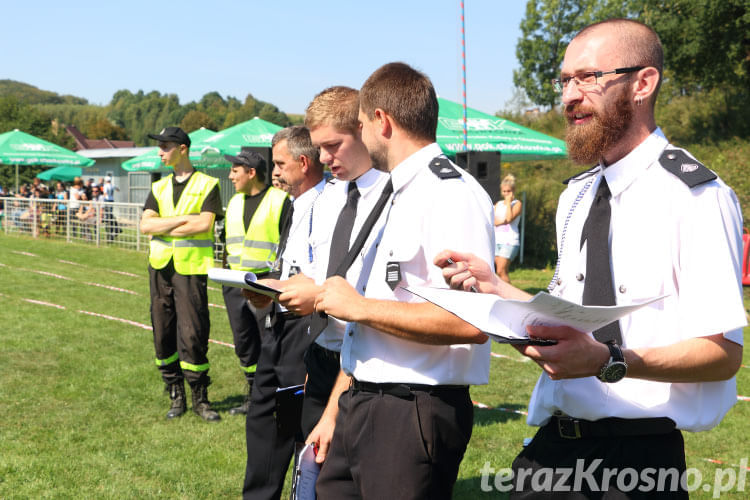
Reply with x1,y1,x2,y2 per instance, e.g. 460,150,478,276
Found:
293,178,326,208
351,167,388,200
390,142,444,195
602,128,668,198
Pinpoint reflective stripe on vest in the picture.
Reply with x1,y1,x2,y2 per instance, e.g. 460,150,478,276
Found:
225,188,287,273
148,171,219,275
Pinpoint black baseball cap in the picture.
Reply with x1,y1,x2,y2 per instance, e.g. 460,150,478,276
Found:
147,127,191,147
225,147,266,173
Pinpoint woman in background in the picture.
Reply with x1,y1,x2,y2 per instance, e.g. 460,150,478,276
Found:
493,174,522,283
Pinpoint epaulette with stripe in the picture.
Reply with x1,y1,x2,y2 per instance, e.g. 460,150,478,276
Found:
659,149,716,188
429,157,462,179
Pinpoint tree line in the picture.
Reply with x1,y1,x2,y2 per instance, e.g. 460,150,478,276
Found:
0,82,297,149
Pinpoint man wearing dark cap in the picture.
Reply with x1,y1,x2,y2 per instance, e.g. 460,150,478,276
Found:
221,147,292,415
140,126,224,422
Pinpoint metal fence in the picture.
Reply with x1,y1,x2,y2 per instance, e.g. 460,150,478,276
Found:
0,197,225,259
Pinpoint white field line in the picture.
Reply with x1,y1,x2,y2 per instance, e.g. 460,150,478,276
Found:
491,352,529,362
83,282,139,295
23,298,66,310
109,270,140,278
13,295,235,349
12,251,37,257
472,400,529,416
58,259,141,278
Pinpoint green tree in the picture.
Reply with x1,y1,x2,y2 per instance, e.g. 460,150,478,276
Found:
85,119,130,141
513,0,597,109
643,0,750,139
0,95,54,139
180,110,218,132
643,0,750,95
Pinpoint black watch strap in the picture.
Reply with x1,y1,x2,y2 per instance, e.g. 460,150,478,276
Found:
607,342,624,362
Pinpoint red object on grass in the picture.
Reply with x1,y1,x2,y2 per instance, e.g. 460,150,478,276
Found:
742,227,750,286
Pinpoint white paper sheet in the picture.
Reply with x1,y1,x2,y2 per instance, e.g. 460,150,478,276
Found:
207,268,282,298
405,286,666,344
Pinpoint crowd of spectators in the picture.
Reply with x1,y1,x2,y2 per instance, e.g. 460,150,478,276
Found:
0,176,120,240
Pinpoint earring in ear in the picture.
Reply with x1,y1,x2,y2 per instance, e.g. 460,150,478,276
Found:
635,96,643,106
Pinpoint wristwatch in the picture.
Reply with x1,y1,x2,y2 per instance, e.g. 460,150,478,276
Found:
597,342,628,383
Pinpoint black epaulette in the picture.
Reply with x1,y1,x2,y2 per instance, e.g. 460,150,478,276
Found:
659,149,716,188
429,157,462,179
563,165,598,185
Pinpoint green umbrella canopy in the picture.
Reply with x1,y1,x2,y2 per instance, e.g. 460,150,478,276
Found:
198,117,283,162
36,165,83,182
122,127,228,171
436,98,567,161
0,129,95,167
0,128,95,192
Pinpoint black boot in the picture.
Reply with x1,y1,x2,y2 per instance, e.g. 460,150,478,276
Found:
191,384,221,422
166,382,187,419
229,377,253,416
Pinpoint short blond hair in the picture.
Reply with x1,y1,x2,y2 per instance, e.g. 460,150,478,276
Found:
501,174,516,190
304,86,360,134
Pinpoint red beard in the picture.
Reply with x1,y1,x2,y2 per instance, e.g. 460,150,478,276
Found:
565,88,633,165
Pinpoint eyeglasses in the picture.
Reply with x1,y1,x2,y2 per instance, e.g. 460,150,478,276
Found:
551,66,644,93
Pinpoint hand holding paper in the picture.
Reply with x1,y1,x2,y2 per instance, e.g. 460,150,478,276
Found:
278,273,321,316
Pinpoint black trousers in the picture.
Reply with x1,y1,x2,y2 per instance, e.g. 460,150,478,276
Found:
510,420,688,499
149,262,210,386
316,384,474,500
301,342,341,437
222,285,263,381
242,311,311,500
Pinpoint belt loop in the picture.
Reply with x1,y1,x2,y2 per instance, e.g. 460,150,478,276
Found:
557,417,582,439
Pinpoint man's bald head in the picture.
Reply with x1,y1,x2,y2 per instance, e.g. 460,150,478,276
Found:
573,19,664,105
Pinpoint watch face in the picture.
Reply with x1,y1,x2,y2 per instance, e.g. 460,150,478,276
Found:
604,362,627,383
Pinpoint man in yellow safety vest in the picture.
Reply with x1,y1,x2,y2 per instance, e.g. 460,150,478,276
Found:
222,147,291,415
140,126,223,422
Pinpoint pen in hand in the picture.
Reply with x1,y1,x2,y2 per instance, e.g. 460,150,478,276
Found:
445,258,479,293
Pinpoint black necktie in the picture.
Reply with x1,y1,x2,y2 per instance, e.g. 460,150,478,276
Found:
326,182,360,277
309,179,393,338
581,176,623,345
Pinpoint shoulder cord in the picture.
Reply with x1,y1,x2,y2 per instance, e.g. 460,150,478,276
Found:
269,189,322,271
548,178,595,291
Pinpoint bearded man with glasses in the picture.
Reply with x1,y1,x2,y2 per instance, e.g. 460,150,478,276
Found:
438,18,745,498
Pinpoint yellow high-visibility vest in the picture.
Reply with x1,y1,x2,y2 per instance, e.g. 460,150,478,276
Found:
148,171,218,275
225,187,287,273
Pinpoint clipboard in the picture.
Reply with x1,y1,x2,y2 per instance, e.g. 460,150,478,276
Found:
208,268,282,299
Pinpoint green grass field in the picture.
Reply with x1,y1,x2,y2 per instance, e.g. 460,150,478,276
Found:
1,234,748,499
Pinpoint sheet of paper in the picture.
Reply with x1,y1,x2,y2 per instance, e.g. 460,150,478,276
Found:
405,286,666,343
207,268,282,298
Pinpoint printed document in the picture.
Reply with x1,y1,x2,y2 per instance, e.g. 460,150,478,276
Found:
405,286,665,344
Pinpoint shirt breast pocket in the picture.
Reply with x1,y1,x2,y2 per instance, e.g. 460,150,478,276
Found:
381,236,424,291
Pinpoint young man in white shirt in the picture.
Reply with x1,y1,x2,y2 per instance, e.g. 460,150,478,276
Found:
265,86,392,464
313,63,495,499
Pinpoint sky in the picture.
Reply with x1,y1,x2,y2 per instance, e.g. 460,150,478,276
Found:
2,1,528,116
